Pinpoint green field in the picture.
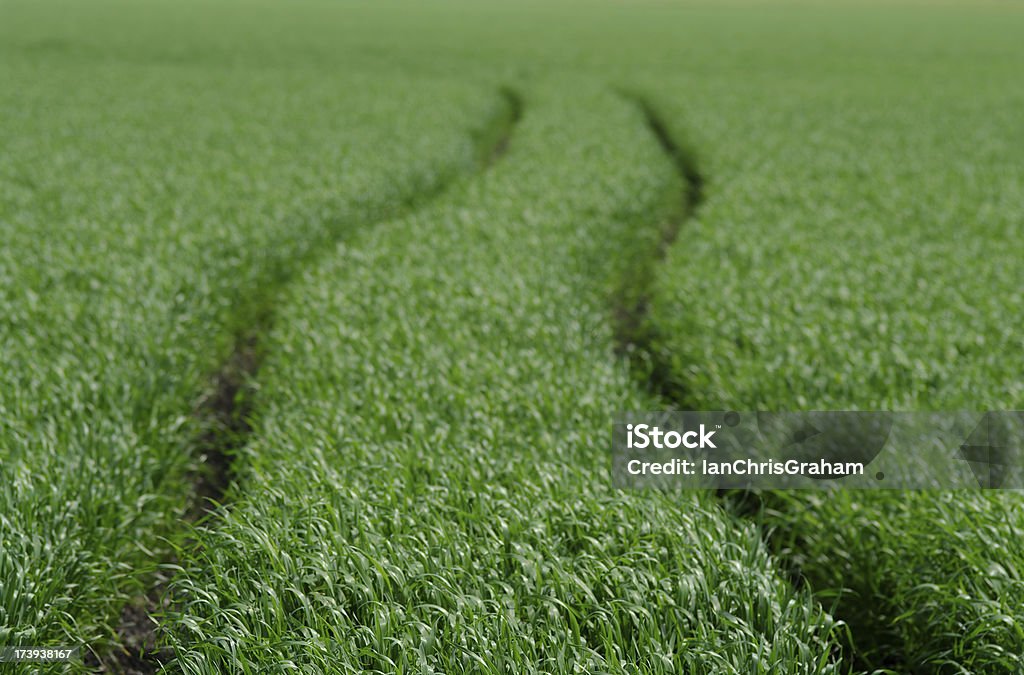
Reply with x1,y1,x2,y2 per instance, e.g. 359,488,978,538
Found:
2,0,1023,672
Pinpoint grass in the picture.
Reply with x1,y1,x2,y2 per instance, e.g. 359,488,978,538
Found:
166,83,842,673
0,17,514,660
2,0,1024,672
638,10,1024,672
763,491,1024,673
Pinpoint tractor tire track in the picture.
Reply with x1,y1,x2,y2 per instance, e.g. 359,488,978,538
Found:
615,94,901,674
190,87,522,519
101,87,523,674
612,92,704,406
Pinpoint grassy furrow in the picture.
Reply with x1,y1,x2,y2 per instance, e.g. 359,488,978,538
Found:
166,83,843,673
0,39,512,663
639,14,1024,670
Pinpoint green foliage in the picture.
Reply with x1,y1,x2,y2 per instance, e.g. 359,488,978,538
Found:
0,31,504,661
764,491,1024,673
167,84,841,673
640,9,1024,672
4,0,1024,672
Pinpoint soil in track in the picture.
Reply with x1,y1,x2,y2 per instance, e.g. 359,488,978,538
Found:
99,88,523,674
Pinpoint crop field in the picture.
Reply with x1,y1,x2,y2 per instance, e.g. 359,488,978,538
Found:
1,0,1023,673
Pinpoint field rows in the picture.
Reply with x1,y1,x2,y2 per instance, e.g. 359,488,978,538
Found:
3,1,1024,673
163,83,843,673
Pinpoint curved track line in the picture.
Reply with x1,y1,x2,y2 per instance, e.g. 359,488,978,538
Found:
103,87,524,673
612,93,704,406
618,95,904,674
194,87,522,517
